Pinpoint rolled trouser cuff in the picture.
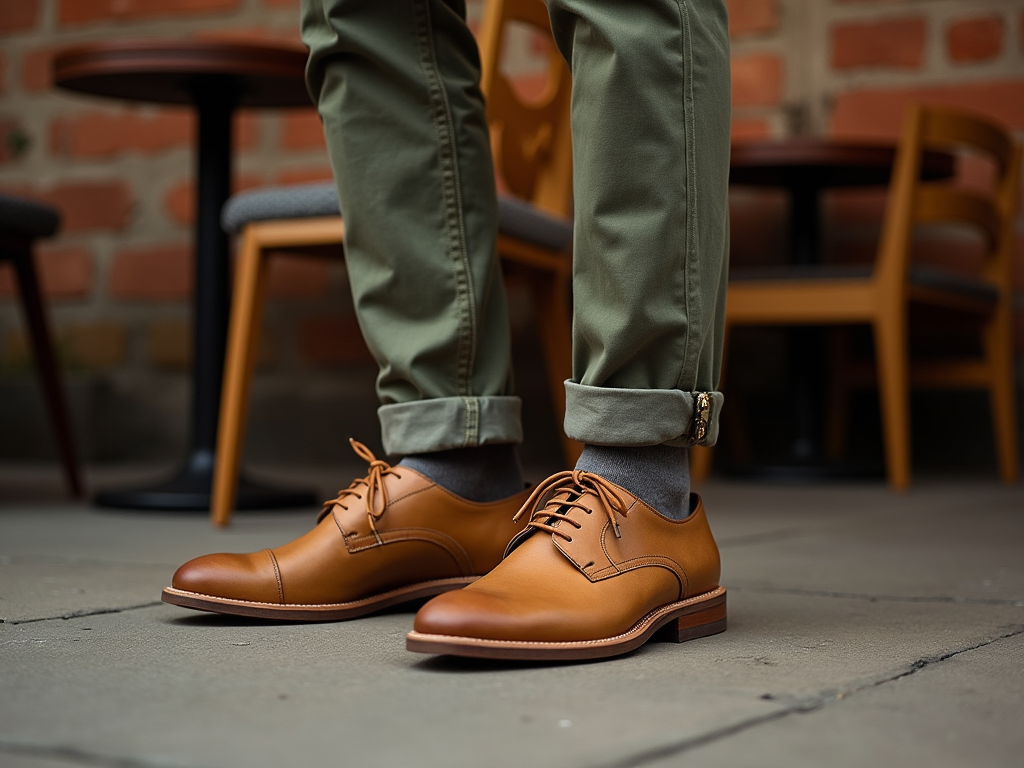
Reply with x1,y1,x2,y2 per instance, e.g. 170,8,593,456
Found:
379,396,523,455
564,381,724,448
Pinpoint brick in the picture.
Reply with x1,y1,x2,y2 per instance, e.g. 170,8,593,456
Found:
830,80,1024,140
281,112,325,150
148,319,191,369
0,245,95,300
731,117,770,142
265,257,331,300
947,16,1004,63
108,243,192,300
0,52,7,96
277,167,335,185
832,17,926,70
65,322,126,368
0,0,39,33
40,181,133,233
731,53,783,109
297,315,373,365
197,25,302,46
50,110,192,158
21,47,56,92
0,117,25,165
164,173,262,227
59,0,239,26
727,0,778,39
50,109,257,158
148,318,275,369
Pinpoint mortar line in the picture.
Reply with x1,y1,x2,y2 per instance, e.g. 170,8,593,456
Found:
2,601,164,625
596,626,1024,768
729,584,1024,607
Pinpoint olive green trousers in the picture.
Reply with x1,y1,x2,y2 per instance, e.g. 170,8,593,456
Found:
301,0,730,456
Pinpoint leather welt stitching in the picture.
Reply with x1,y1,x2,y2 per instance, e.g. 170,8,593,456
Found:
266,550,284,604
165,576,480,609
344,528,474,574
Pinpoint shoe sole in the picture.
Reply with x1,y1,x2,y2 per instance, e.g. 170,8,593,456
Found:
161,577,477,621
405,586,726,661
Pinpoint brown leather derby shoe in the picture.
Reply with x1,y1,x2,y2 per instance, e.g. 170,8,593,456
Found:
162,440,532,621
407,470,726,660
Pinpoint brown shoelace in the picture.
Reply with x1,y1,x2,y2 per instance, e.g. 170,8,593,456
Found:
514,470,630,543
319,439,402,542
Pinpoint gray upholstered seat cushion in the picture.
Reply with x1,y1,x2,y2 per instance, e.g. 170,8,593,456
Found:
0,193,60,238
221,181,573,252
731,264,998,304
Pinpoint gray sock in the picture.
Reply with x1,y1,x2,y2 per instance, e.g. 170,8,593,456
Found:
399,444,524,503
574,444,691,520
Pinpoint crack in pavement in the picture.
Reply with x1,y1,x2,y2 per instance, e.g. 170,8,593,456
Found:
596,625,1024,768
1,602,164,625
0,738,199,768
729,584,1024,607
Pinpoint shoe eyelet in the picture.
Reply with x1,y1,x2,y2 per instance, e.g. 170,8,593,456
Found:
586,508,593,514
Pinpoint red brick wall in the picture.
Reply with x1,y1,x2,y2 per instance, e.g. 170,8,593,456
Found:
1,0,1022,457
726,0,1024,358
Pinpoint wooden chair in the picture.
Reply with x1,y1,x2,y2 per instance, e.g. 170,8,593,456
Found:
718,105,1021,489
210,0,574,525
0,193,83,497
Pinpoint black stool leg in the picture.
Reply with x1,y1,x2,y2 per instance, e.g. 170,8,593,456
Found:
12,246,84,497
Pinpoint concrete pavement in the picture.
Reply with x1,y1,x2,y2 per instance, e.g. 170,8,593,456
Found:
2,471,1022,768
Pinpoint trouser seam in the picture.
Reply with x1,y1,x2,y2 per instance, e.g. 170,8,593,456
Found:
463,396,480,446
675,0,701,393
413,0,477,398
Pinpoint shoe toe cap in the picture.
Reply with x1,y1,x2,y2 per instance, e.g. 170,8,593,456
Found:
171,551,280,604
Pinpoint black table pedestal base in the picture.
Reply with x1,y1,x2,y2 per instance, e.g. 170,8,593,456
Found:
94,450,318,512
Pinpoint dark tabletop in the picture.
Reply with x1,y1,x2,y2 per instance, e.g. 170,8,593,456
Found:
729,137,955,188
53,39,311,108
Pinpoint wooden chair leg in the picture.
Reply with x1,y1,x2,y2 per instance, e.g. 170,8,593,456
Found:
13,248,83,498
531,270,581,466
211,226,270,526
873,314,911,491
984,310,1020,483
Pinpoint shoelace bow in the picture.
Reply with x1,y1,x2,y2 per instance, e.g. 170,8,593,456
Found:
319,439,401,541
513,470,630,543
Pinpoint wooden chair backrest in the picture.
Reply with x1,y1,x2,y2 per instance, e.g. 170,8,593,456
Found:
875,104,1022,297
477,0,573,219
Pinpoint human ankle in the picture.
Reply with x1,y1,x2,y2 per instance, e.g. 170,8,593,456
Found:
399,444,523,502
574,444,691,520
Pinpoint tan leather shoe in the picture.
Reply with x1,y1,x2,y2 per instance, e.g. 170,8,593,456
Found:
162,440,532,621
407,470,726,660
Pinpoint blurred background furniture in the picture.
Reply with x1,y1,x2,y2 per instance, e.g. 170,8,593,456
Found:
717,106,1021,489
53,40,318,510
0,194,82,497
210,0,574,526
693,137,955,482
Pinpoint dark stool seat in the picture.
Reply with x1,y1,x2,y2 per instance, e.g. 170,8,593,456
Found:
0,193,82,497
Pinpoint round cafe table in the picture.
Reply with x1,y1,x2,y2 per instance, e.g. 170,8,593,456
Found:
728,137,955,477
54,40,319,511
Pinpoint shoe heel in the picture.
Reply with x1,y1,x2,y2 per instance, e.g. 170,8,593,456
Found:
660,593,727,644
